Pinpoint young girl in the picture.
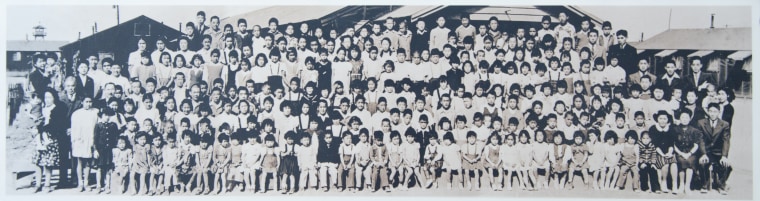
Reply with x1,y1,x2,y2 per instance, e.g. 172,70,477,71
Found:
638,132,661,193
401,131,422,191
568,131,590,189
423,134,442,189
278,132,299,194
212,134,231,194
479,134,500,191
226,132,243,192
112,136,133,194
241,134,262,193
500,133,519,191
259,135,280,193
461,131,483,191
387,132,404,189
440,132,464,190
532,130,551,189
602,131,622,190
297,131,320,192
354,131,373,191
616,130,640,192
162,133,181,195
131,132,152,195
586,129,606,190
550,131,571,189
196,134,215,194
148,134,165,195
516,130,535,190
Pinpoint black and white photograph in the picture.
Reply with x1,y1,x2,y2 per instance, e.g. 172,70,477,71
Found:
3,1,758,200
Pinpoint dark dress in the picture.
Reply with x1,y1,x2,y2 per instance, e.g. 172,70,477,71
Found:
649,125,677,165
34,104,68,167
278,144,299,176
674,125,704,170
94,121,120,169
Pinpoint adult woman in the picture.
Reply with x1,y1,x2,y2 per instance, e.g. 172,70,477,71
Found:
33,89,68,193
716,87,735,125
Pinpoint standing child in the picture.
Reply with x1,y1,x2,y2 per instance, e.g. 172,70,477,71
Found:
241,134,262,193
259,135,280,193
568,131,590,189
550,131,571,189
500,133,519,191
440,132,464,190
387,132,404,190
278,131,299,194
401,130,423,190
296,132,320,192
638,131,661,193
162,133,181,195
226,132,244,192
461,131,483,191
337,134,356,192
586,129,606,190
212,134,231,194
196,134,215,194
148,135,165,195
532,130,551,190
112,137,133,194
423,133,442,189
602,131,622,190
616,130,640,192
517,131,535,190
354,131,373,191
370,132,391,192
131,132,152,195
178,131,199,193
483,134,502,191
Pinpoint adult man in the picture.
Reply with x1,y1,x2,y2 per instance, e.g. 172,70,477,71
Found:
57,76,82,187
207,16,223,49
195,11,210,36
696,103,732,195
684,56,717,91
27,54,49,97
606,29,638,74
599,21,617,49
628,58,657,87
585,29,606,61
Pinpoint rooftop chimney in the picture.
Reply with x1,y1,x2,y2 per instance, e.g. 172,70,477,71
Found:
710,13,715,29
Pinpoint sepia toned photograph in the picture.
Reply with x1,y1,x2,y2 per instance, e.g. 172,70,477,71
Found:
3,2,756,200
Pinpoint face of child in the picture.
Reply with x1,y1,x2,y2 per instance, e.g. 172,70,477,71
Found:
117,139,127,149
403,114,412,124
553,135,563,145
467,135,476,144
574,136,583,145
406,135,415,143
627,137,636,144
265,140,274,147
391,136,400,145
589,134,598,143
641,134,651,144
606,138,615,145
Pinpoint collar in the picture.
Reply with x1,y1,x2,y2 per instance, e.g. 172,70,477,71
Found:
655,123,670,132
662,73,681,79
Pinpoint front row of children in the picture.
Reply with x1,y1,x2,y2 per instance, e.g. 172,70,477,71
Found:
103,112,695,195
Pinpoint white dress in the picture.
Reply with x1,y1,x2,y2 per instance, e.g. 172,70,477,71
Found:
70,108,99,158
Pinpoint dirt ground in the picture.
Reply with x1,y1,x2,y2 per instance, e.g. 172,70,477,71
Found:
4,98,754,199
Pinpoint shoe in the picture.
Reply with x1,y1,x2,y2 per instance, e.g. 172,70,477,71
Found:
719,189,728,195
700,189,708,194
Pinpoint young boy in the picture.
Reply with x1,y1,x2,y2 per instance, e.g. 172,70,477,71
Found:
370,132,391,192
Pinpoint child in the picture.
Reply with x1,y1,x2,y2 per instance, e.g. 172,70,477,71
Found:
483,134,502,191
568,131,590,189
212,134,231,194
638,131,661,193
423,133,442,189
259,135,280,193
178,131,199,193
148,134,165,195
461,131,483,191
337,134,356,192
517,130,536,190
401,130,423,190
226,132,243,192
278,131,299,194
370,132,391,192
532,130,551,190
131,132,152,195
296,132,319,192
550,131,571,189
387,132,404,190
586,129,606,190
162,133,181,195
616,130,640,192
354,131,373,191
112,136,133,194
500,133,519,191
440,132,464,190
196,134,215,194
241,133,262,193
602,131,622,190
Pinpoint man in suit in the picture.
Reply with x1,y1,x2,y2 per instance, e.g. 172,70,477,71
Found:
585,29,606,62
74,61,96,99
607,29,638,75
628,58,657,87
696,103,732,195
57,76,83,187
684,56,717,91
659,60,683,90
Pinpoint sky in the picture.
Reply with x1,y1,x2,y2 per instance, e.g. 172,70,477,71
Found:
4,5,753,43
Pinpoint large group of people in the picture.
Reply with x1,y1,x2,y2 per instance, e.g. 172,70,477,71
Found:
20,9,736,196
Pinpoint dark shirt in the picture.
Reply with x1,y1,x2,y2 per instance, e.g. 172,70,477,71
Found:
607,43,638,74
317,135,341,163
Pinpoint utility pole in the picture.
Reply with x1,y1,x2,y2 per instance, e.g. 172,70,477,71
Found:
113,5,120,25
